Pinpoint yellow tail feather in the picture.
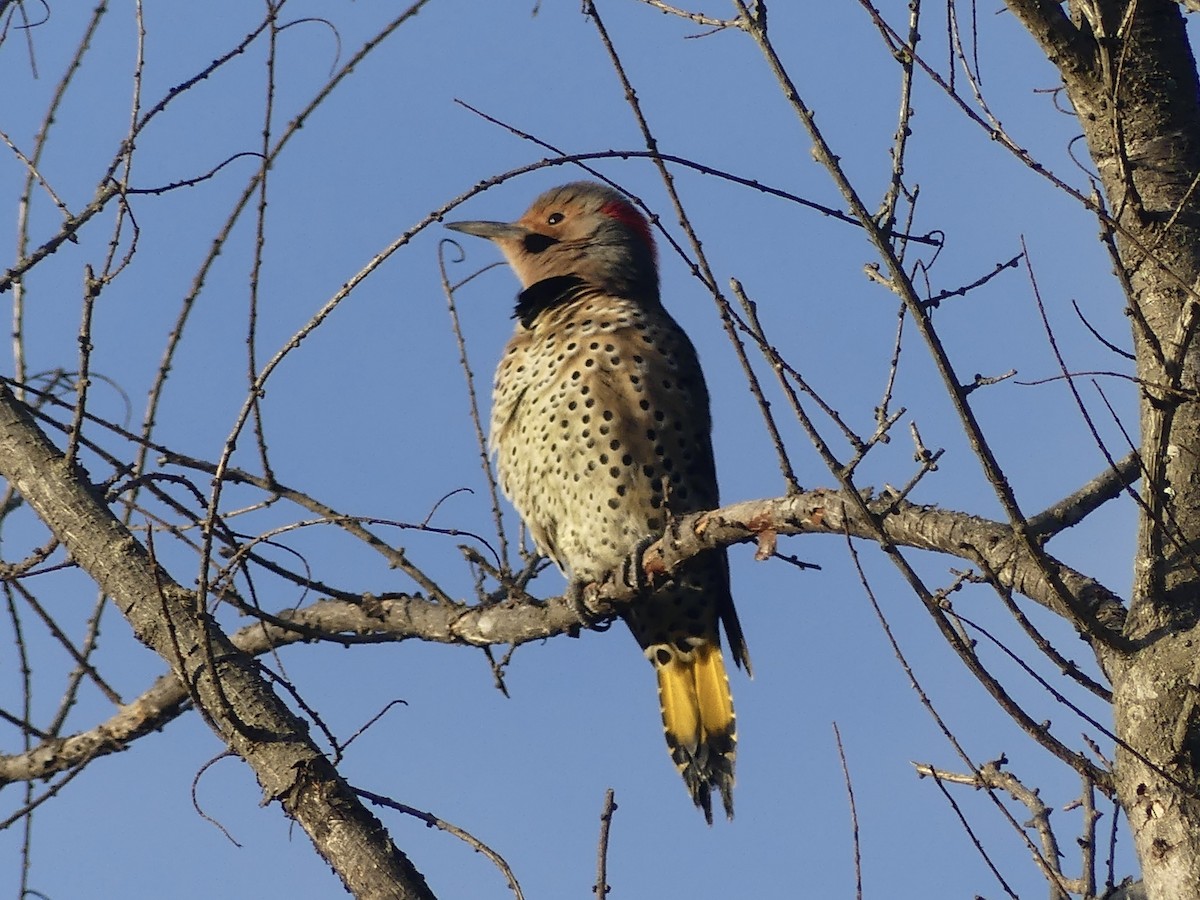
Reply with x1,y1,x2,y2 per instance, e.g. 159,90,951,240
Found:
655,641,737,823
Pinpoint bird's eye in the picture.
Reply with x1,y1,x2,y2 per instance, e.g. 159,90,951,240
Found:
547,212,565,225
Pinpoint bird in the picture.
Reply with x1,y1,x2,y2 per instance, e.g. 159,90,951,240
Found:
446,181,750,823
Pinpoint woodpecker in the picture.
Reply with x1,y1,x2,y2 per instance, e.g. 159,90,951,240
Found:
447,181,750,822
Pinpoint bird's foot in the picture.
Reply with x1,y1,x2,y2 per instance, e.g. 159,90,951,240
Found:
566,580,612,632
621,535,658,594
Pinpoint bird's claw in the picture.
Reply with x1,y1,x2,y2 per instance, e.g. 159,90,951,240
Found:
567,581,612,632
621,535,657,593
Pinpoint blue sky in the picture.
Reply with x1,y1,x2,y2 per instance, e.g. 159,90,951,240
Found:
1,2,1146,897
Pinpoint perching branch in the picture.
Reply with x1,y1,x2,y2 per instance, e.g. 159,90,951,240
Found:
0,477,1131,786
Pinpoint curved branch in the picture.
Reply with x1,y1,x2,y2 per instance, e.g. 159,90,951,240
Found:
616,491,1127,646
0,487,1127,785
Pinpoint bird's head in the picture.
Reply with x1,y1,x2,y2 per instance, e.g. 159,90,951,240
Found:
446,181,659,301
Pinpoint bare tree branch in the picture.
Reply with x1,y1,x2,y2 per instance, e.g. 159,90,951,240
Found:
0,479,1130,786
0,384,436,900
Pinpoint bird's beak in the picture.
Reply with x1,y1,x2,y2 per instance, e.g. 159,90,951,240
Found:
444,220,528,242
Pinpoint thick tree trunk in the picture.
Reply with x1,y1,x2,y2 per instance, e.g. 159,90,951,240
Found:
1010,2,1200,895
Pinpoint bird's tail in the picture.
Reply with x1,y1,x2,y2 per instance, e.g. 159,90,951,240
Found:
655,640,737,824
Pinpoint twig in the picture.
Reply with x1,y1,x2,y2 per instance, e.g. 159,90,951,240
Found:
454,100,942,247
65,266,99,468
915,759,1082,898
440,239,512,564
631,0,746,29
356,787,525,900
832,724,863,900
191,752,244,847
595,788,617,897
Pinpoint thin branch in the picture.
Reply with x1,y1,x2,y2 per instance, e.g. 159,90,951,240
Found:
832,724,863,900
453,101,942,246
439,240,512,564
356,787,525,900
595,788,617,899
631,0,746,29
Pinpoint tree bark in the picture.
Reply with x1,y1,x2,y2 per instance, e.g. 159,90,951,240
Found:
1007,2,1200,895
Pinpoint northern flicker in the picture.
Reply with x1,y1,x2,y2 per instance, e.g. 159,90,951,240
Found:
447,181,750,822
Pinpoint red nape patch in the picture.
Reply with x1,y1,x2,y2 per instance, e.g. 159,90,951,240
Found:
601,199,656,258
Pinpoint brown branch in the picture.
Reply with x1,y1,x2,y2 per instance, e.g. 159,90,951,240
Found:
833,724,863,900
915,759,1084,898
594,788,617,899
355,788,525,900
1027,450,1141,537
0,487,1128,786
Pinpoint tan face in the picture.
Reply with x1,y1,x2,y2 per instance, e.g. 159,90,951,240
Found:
514,193,599,244
446,182,657,297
